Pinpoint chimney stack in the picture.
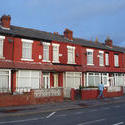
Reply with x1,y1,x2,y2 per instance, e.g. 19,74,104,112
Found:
1,15,11,29
64,28,73,40
105,36,112,47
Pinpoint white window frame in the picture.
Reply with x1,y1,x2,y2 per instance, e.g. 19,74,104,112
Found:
85,72,109,87
105,53,109,66
0,35,5,59
114,54,119,67
65,72,82,89
0,69,11,92
87,49,94,65
53,73,59,88
21,39,33,61
114,73,125,86
16,70,41,92
102,73,109,86
52,43,60,63
67,46,75,64
43,73,50,88
42,42,50,62
99,51,104,66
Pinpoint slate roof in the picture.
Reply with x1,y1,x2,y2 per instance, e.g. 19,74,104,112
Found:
0,24,125,53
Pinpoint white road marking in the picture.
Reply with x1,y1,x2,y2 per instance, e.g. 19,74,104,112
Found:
46,112,56,118
113,122,124,125
0,117,44,124
77,118,105,125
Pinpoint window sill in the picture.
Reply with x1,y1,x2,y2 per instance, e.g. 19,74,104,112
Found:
67,62,76,64
21,58,34,61
114,66,120,68
87,64,94,66
42,60,51,62
0,56,5,59
52,61,60,63
99,65,104,67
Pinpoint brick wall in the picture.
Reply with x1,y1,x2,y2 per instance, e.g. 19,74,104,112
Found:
81,87,123,100
0,89,64,107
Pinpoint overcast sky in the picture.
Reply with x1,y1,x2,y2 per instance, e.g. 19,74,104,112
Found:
0,0,125,46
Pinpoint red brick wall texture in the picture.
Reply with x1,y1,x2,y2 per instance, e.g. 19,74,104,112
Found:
0,90,64,107
81,87,123,100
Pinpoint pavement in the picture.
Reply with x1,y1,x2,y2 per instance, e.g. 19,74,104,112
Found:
0,96,125,117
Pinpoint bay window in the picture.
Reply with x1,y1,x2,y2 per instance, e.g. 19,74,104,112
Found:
0,70,11,92
16,70,41,92
85,72,109,87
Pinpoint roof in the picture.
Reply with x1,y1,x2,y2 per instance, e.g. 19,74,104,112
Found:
0,24,125,53
1,61,125,73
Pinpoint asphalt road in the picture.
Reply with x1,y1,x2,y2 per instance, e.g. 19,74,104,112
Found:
0,102,125,125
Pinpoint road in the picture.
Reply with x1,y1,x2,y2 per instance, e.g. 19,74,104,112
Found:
0,101,125,125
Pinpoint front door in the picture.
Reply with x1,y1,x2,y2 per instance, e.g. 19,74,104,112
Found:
54,73,58,88
43,73,50,89
109,77,115,86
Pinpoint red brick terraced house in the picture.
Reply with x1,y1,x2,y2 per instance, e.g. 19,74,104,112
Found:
0,15,125,106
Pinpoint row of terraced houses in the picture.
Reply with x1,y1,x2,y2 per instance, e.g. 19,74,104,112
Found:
0,15,125,106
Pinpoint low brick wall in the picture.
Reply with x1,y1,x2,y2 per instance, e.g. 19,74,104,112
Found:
0,92,35,107
0,88,64,107
81,87,123,100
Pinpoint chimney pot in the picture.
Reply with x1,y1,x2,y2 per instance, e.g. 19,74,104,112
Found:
64,28,73,40
105,36,112,47
1,15,11,29
53,32,59,35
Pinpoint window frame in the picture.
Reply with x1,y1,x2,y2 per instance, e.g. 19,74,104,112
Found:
0,35,5,59
85,72,109,87
52,43,60,63
67,46,75,64
0,69,11,92
21,39,33,61
86,49,94,65
99,51,104,66
16,70,41,92
114,54,119,67
105,52,109,66
42,42,50,62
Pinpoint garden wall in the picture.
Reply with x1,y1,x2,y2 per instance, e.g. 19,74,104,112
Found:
81,87,123,100
0,88,64,107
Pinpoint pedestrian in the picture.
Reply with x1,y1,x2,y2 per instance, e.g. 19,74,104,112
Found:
97,82,104,99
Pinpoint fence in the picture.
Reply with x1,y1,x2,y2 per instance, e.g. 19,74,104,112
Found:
34,88,62,97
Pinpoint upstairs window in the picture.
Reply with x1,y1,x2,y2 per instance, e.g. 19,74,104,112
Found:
105,53,109,66
99,51,104,66
0,35,5,58
52,44,60,63
21,39,33,61
87,49,94,65
43,42,50,62
67,46,75,64
114,54,119,67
